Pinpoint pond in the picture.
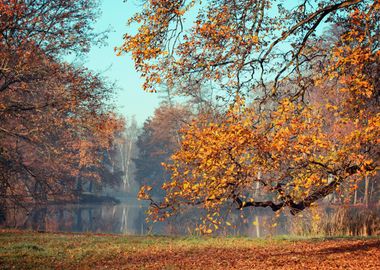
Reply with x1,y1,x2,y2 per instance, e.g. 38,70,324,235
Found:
2,197,376,236
0,199,289,237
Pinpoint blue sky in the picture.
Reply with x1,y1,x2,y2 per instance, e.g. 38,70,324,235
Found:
82,0,330,126
84,0,161,125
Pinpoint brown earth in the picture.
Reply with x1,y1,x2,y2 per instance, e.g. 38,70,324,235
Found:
0,231,379,269
98,239,380,270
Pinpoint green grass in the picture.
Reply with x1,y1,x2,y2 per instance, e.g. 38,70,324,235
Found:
0,230,379,269
0,231,263,267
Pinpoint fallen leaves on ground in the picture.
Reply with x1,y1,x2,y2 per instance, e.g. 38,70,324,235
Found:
105,239,380,270
0,231,379,270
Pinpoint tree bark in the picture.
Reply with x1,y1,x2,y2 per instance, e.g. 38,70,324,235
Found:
364,175,369,207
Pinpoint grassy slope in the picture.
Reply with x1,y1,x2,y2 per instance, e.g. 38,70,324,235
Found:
0,230,379,269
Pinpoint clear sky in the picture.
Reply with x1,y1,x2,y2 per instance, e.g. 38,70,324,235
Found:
82,0,324,126
84,0,161,125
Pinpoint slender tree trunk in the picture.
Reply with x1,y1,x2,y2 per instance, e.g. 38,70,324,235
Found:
255,215,260,238
120,207,126,233
0,180,6,223
88,208,93,231
119,144,126,190
369,179,375,205
88,180,93,193
120,206,129,234
124,138,133,191
75,208,83,232
255,171,261,196
364,175,369,207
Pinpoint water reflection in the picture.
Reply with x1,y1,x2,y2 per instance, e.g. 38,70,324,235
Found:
3,203,377,236
1,203,144,235
0,202,286,236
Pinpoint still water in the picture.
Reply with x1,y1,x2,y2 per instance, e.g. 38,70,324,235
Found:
0,200,289,237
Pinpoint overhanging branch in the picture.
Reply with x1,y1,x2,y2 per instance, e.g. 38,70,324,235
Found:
234,162,376,214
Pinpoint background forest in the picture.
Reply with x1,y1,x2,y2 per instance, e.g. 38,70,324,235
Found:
0,0,379,237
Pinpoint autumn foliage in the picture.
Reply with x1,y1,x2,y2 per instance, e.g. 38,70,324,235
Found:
0,1,123,205
121,0,380,233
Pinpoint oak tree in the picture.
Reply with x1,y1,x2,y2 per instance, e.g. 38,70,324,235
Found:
121,0,379,232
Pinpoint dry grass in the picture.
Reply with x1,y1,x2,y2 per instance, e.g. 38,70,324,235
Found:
0,230,379,269
289,205,380,237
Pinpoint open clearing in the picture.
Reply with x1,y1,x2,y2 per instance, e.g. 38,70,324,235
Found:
0,230,379,269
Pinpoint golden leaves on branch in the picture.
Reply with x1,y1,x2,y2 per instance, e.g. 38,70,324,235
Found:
131,1,379,233
141,93,377,232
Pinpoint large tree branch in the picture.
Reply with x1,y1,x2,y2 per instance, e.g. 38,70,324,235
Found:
235,163,376,214
261,0,363,62
235,196,284,211
234,176,341,214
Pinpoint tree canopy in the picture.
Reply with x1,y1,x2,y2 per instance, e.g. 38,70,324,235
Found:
123,0,380,233
0,0,124,205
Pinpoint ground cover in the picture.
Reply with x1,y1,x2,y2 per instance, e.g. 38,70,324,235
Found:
0,230,379,269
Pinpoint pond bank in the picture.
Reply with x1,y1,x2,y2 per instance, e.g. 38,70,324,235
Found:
0,230,379,269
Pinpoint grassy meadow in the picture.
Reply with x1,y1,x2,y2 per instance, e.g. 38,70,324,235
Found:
0,230,379,269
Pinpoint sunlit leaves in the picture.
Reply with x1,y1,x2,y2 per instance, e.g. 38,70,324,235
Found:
131,0,379,233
